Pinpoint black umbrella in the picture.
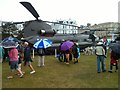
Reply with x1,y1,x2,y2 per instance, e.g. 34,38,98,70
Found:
2,36,19,43
1,37,19,48
2,41,18,48
109,43,120,55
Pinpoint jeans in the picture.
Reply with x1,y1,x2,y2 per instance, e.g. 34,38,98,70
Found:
97,55,105,72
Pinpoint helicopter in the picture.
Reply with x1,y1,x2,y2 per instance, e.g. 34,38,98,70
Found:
14,1,82,37
11,1,100,54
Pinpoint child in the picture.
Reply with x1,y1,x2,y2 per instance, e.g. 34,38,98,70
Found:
108,50,118,73
23,42,35,74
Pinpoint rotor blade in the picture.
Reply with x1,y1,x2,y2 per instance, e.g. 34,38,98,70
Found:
20,2,39,20
13,22,24,24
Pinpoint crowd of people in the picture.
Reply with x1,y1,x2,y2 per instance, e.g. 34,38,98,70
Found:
95,41,119,73
58,42,80,64
0,39,119,79
0,41,36,79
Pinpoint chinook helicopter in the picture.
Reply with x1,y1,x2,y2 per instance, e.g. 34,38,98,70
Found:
12,1,99,54
14,1,82,37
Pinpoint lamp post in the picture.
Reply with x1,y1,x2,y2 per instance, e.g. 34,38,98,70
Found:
106,28,108,38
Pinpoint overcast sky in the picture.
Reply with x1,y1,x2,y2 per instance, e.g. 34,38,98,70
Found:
0,0,119,25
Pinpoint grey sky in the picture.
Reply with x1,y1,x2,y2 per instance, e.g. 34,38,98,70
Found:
0,0,119,25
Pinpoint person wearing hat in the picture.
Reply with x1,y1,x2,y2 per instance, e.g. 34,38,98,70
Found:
95,41,106,73
23,42,35,74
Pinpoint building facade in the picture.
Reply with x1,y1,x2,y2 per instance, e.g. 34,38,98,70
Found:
51,19,78,34
90,22,119,38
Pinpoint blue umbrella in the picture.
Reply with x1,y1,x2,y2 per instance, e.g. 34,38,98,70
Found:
33,39,52,49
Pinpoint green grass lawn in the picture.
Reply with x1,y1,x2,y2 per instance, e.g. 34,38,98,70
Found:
2,53,118,88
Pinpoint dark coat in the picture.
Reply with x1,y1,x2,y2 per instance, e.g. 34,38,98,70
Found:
24,47,32,62
37,48,46,56
72,45,78,58
110,51,118,65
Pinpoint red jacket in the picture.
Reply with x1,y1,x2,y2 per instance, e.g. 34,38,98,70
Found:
110,51,118,65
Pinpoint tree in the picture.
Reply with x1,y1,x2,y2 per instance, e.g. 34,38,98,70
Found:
87,23,91,27
2,22,18,33
1,22,18,39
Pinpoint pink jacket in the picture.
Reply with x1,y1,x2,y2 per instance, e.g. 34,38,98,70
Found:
9,48,18,61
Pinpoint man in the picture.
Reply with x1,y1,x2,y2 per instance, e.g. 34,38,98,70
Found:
37,48,46,67
95,42,106,73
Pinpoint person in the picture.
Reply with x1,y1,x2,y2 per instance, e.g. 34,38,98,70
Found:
95,42,106,73
64,49,70,64
77,43,80,59
84,47,91,55
23,42,35,74
102,44,107,57
57,42,64,62
0,44,5,63
16,42,25,74
69,47,73,61
3,48,9,62
72,42,79,64
37,48,46,67
7,47,23,79
108,50,119,73
103,36,107,45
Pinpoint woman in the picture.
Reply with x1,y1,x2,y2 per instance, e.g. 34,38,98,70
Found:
8,47,23,79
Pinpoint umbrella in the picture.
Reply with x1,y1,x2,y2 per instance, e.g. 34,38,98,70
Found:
2,36,19,43
33,39,52,48
61,40,74,51
2,41,19,48
1,37,19,48
109,43,120,55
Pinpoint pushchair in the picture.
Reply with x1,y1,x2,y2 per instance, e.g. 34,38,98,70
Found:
56,53,64,62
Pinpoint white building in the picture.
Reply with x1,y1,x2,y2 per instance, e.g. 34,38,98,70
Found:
51,19,78,34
